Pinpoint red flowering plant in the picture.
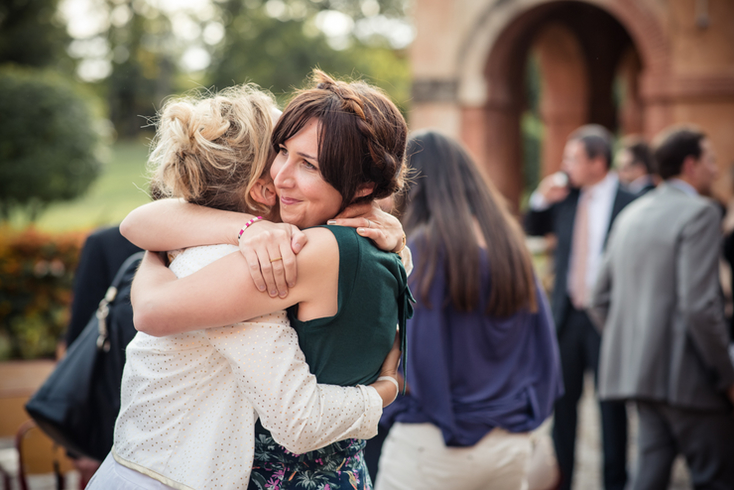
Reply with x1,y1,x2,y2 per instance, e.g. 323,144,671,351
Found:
0,227,86,359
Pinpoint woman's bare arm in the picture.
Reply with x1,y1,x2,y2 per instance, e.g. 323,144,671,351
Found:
121,199,308,295
131,228,339,336
328,202,413,275
329,201,405,252
120,199,245,251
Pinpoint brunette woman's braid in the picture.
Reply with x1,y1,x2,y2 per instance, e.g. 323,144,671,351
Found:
316,73,405,200
275,70,407,209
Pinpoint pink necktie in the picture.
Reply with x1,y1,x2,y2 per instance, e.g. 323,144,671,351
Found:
569,191,591,309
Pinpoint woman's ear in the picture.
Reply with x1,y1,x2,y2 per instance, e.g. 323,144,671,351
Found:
250,178,277,206
355,183,375,199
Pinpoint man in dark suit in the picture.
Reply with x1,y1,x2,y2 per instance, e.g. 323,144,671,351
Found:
616,136,657,196
525,125,636,490
590,126,734,489
65,225,141,346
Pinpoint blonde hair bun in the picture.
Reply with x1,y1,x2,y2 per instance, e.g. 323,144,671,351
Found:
148,84,277,214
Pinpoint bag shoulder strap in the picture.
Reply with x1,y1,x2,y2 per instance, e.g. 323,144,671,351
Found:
97,251,145,351
107,251,146,302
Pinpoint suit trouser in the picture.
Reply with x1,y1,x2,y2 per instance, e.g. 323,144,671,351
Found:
552,304,628,490
632,401,734,490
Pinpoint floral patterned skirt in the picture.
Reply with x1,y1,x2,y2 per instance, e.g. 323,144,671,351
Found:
248,433,372,490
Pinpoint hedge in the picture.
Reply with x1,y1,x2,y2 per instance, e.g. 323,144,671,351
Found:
0,227,86,359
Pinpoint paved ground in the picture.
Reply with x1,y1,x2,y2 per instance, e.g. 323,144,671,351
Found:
569,373,691,490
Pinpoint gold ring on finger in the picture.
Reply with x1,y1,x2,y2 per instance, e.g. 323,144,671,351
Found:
366,219,371,228
270,257,283,263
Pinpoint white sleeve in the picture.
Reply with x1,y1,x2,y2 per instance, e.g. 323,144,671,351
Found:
399,246,413,276
205,321,382,454
529,190,552,211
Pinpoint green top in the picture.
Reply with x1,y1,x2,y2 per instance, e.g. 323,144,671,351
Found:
253,225,414,453
288,225,411,386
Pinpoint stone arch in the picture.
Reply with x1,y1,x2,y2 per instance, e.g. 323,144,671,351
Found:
455,0,672,206
457,0,670,110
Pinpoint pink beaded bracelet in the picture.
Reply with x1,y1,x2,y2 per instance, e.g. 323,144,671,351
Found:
237,216,263,241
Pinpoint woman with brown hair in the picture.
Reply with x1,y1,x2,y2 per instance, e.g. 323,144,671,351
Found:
116,71,413,489
375,130,563,490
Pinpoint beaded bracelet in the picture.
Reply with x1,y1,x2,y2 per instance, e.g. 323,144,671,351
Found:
237,216,263,241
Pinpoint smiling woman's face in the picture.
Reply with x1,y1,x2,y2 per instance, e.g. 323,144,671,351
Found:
271,118,343,228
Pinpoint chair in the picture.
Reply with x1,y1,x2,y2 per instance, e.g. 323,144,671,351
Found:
15,420,76,490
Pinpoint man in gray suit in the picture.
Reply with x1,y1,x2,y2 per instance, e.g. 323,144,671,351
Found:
590,126,734,489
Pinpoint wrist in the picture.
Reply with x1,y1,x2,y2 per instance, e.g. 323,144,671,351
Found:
375,376,399,407
237,216,263,242
392,234,407,254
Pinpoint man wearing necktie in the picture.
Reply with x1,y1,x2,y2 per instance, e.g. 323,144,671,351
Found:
525,125,636,490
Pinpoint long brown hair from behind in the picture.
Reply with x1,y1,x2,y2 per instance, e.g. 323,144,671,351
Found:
403,130,537,317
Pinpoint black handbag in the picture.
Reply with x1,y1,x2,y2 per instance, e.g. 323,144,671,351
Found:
25,252,144,461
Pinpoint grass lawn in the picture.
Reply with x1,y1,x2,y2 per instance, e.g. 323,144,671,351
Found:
10,139,153,232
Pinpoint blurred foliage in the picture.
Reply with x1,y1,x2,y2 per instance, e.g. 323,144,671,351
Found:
525,53,541,116
1,0,411,138
6,140,151,231
83,0,410,136
209,1,410,111
0,227,86,360
103,0,176,138
293,0,407,21
522,112,542,207
0,0,73,72
521,54,543,207
0,66,108,221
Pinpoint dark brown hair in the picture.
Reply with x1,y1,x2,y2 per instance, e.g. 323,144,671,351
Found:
569,124,614,169
652,125,706,180
620,135,654,174
403,130,537,317
273,70,407,212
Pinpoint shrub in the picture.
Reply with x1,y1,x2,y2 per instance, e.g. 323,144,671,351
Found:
0,65,108,221
0,227,86,359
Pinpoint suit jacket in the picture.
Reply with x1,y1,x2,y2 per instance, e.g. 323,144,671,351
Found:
65,226,142,346
589,184,734,411
625,175,656,197
524,183,636,329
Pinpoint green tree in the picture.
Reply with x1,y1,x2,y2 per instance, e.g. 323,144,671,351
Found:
103,0,176,138
0,0,73,72
207,0,410,110
0,66,106,221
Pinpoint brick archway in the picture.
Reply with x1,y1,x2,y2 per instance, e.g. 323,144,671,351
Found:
454,0,671,206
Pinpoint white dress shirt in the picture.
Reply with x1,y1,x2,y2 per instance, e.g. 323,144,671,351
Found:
530,172,620,306
667,178,699,197
112,244,383,490
627,174,654,195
